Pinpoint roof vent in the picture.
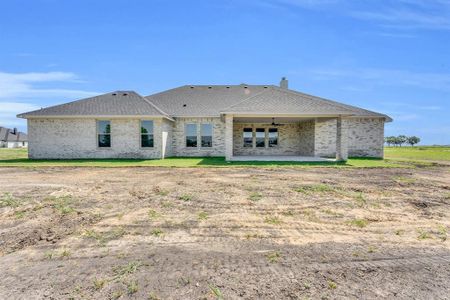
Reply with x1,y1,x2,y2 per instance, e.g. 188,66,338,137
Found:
263,86,268,88
244,86,248,89
190,86,194,89
208,86,212,89
112,93,117,96
183,104,187,107
122,93,128,96
226,86,230,89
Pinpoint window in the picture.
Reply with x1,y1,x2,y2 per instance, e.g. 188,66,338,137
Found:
268,128,278,147
97,120,111,148
243,128,253,147
186,124,197,147
141,120,154,147
201,123,212,147
255,128,265,147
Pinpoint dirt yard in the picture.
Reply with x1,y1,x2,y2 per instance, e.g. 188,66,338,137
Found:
0,166,449,299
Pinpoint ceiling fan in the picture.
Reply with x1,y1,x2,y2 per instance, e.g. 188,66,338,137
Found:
271,118,285,126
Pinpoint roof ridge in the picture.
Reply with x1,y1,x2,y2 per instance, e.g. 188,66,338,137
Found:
219,88,273,113
139,95,172,118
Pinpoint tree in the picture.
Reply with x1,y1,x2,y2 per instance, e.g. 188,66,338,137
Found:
397,135,407,147
385,136,396,147
407,136,420,147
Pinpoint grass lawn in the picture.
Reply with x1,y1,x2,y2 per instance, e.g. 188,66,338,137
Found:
385,146,450,162
0,148,434,168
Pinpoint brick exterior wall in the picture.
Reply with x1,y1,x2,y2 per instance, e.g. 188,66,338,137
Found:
298,120,315,156
28,118,164,159
27,116,385,159
314,118,337,157
171,117,225,157
313,118,385,158
347,118,385,158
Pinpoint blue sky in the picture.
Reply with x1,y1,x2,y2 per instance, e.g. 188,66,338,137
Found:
1,0,449,144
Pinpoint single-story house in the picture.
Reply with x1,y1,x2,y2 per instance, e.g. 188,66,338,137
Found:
18,78,392,161
0,127,28,148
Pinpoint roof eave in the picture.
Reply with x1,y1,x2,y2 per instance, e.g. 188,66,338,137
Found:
219,112,355,117
17,114,175,121
221,112,393,122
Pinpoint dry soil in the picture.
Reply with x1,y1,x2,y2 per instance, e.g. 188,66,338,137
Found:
0,166,449,299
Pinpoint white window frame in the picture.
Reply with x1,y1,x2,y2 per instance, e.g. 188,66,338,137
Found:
200,123,213,148
185,123,198,148
96,120,111,149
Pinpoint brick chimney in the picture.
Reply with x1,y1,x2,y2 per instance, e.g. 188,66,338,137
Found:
280,77,288,89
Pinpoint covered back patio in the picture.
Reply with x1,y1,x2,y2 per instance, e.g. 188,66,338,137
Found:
223,114,349,162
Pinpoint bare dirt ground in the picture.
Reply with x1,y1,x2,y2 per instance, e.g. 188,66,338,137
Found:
0,166,449,300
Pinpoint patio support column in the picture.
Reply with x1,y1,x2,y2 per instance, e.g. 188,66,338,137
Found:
336,116,348,161
225,114,233,161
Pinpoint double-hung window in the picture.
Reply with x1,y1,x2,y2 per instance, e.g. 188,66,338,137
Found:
141,120,154,147
97,120,111,148
201,124,213,147
186,124,197,147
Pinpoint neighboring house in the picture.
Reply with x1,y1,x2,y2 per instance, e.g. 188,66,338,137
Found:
18,78,392,161
0,127,28,148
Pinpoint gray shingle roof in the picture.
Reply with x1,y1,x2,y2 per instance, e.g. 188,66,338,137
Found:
17,91,169,118
221,86,392,120
145,85,391,121
16,132,28,142
0,127,27,142
145,85,270,117
18,85,391,121
0,127,8,141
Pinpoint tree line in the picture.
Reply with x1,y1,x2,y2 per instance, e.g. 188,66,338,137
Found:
385,135,420,147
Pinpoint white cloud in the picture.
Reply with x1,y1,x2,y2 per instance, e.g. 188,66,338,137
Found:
0,102,39,130
0,71,97,99
0,71,98,131
379,102,442,111
351,9,450,30
270,0,341,7
257,0,450,31
310,67,450,91
0,102,40,113
391,113,420,121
